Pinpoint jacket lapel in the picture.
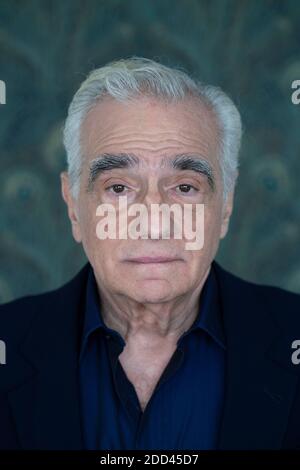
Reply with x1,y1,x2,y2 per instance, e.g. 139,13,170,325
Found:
7,262,91,449
213,261,300,449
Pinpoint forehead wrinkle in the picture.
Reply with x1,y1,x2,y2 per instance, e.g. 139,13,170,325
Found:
87,117,215,147
82,94,219,158
93,132,213,152
84,117,217,165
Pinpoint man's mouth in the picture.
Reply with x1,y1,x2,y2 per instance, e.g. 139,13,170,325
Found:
125,256,182,264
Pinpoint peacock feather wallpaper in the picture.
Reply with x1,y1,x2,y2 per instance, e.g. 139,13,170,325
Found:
0,0,300,302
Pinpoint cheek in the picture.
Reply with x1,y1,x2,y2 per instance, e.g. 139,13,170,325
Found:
80,210,97,246
203,202,223,237
85,237,124,292
78,201,108,261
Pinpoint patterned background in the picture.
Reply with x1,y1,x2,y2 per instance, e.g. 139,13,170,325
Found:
0,0,300,303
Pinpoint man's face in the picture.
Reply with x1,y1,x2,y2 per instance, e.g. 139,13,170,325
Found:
61,95,234,303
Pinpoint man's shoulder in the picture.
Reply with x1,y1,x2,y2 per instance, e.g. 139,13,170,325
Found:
213,260,300,329
0,262,91,342
214,260,300,298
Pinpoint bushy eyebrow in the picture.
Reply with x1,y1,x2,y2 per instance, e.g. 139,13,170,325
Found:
170,154,215,191
87,152,215,192
87,153,139,192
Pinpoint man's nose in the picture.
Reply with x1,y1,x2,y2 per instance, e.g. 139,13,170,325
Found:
138,188,178,241
143,187,165,206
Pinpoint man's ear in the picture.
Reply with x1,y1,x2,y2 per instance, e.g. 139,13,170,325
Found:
60,171,82,243
220,189,235,240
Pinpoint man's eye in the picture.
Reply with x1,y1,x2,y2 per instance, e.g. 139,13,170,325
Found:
106,184,128,194
176,184,198,194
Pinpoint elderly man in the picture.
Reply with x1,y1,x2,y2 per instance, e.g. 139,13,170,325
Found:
1,57,300,451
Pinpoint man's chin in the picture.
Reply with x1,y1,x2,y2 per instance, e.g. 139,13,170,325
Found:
127,278,179,304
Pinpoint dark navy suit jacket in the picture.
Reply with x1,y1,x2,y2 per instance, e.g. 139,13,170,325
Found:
1,260,300,450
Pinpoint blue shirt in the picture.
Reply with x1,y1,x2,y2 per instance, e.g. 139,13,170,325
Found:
79,262,226,450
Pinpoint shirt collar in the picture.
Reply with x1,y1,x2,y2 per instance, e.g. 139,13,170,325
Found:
177,261,226,350
79,266,123,362
80,260,226,361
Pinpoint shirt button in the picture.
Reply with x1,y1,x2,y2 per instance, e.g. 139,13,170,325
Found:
105,334,111,339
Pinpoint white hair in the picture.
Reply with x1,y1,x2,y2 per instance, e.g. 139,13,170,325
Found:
63,56,242,201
